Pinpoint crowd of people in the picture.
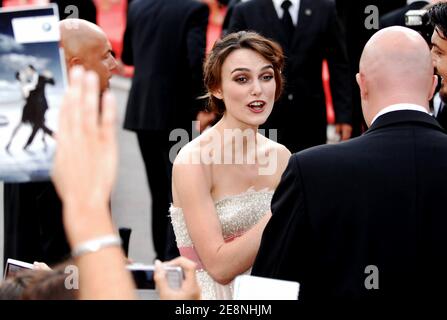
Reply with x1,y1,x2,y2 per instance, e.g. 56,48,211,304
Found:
2,0,447,306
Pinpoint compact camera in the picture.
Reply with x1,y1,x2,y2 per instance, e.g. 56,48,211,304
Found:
126,264,183,290
3,258,34,280
405,9,434,44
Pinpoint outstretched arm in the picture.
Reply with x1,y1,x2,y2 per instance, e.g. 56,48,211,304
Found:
52,66,136,300
173,160,271,285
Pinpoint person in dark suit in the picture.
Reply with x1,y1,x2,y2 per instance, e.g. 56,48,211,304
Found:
3,20,118,268
228,0,352,152
121,0,208,261
335,0,407,137
221,0,242,35
251,26,447,304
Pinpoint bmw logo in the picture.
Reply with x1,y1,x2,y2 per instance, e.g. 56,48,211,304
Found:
42,23,51,32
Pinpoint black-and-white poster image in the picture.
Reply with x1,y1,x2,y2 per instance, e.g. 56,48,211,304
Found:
0,4,66,182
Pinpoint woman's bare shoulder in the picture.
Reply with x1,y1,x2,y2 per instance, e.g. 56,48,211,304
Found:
173,133,214,183
257,134,291,160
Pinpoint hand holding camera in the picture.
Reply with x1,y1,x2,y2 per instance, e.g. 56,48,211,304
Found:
154,257,201,300
127,263,183,290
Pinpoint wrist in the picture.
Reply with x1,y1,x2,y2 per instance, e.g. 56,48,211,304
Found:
63,202,115,247
71,234,122,258
63,193,110,212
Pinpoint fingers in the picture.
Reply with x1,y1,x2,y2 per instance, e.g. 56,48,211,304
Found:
164,256,197,289
83,71,100,134
100,90,117,143
334,123,341,134
59,67,115,142
155,257,201,300
33,261,51,271
341,124,352,141
334,124,352,141
154,259,170,295
65,66,84,135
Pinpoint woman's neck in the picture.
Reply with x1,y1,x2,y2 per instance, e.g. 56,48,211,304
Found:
212,115,260,163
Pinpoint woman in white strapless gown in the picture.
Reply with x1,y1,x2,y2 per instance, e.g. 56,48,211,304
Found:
170,32,291,300
170,188,274,299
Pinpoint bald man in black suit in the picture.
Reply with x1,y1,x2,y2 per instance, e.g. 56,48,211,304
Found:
252,26,447,305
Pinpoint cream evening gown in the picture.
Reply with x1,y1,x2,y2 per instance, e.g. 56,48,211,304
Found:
169,187,273,299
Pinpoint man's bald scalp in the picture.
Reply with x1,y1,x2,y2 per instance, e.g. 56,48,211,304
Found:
359,26,433,94
59,19,107,60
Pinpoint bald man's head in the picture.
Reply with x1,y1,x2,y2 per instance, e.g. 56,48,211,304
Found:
357,26,437,126
59,19,117,92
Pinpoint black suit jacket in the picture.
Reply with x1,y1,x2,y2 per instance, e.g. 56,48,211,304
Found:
436,102,447,129
228,0,351,152
252,110,447,304
122,0,208,132
335,0,407,138
222,0,242,35
3,182,70,266
380,1,429,28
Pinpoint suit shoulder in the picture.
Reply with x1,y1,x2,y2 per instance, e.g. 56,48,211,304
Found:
317,0,337,10
189,0,209,10
293,138,361,163
234,0,258,11
181,0,209,18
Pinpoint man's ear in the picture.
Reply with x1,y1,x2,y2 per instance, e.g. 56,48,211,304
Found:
429,74,439,101
67,57,82,70
356,72,368,100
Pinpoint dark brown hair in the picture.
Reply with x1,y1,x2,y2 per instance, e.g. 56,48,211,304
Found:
429,2,447,39
0,260,78,300
21,261,78,300
203,31,285,114
0,271,35,300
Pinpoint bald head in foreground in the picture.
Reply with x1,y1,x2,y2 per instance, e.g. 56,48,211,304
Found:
251,26,447,305
59,19,117,92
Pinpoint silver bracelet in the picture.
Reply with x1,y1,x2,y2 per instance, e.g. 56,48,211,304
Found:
71,234,122,258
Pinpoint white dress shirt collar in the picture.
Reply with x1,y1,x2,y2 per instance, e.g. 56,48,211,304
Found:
371,103,429,125
272,0,300,26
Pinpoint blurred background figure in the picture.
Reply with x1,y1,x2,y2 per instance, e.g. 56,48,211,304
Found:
335,0,429,137
201,0,228,52
121,0,209,261
222,0,242,35
228,0,353,153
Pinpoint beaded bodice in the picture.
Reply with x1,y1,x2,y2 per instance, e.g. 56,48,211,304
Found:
170,188,274,247
169,188,273,300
